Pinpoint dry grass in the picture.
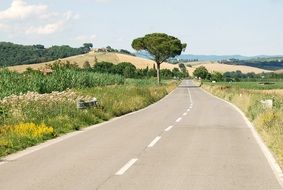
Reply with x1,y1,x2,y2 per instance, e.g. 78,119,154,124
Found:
7,52,178,73
275,69,283,74
251,89,283,96
187,62,271,75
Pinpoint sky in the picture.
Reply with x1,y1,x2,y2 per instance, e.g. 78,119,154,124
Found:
0,0,283,56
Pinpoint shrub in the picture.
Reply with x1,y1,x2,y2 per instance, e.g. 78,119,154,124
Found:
114,62,137,78
193,66,209,79
83,61,91,69
93,62,115,73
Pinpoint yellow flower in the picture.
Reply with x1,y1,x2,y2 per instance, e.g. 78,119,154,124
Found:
13,123,54,138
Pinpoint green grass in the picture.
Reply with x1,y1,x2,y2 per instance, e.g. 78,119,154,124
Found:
205,81,283,90
0,80,178,157
0,68,124,99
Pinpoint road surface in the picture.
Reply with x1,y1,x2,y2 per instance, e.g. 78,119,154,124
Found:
0,80,282,190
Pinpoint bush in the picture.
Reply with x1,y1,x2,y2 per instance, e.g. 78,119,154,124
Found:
83,61,91,69
161,69,173,78
114,62,137,78
93,62,115,73
193,66,209,79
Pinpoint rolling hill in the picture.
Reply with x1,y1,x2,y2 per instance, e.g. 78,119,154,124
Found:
7,52,178,73
275,69,283,74
6,52,272,75
186,62,271,75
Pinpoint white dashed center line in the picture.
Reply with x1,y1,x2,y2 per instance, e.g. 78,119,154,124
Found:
165,125,174,132
176,117,182,122
115,158,138,176
183,113,187,116
148,136,162,148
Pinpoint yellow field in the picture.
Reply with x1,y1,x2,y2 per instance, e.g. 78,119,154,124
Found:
7,52,178,72
7,52,272,74
275,69,283,74
187,62,271,75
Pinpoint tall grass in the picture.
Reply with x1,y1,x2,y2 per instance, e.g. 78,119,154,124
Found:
0,81,177,157
203,83,283,168
0,69,124,98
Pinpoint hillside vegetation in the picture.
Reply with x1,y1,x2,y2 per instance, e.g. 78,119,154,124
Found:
7,52,178,73
0,42,92,67
221,57,283,71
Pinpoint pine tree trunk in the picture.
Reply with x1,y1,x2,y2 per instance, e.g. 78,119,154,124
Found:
156,63,161,85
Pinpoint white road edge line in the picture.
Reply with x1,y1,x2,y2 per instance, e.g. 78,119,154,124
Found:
148,136,162,148
115,158,138,176
200,87,283,187
165,125,174,132
176,117,182,122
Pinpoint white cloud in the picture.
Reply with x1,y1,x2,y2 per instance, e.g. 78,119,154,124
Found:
0,0,79,35
25,11,79,35
25,21,64,35
0,0,48,20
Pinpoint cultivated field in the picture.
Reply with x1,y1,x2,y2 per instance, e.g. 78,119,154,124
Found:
6,52,273,75
187,62,271,75
7,52,178,73
275,69,283,74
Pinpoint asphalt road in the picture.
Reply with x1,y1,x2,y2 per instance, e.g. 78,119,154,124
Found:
0,80,282,190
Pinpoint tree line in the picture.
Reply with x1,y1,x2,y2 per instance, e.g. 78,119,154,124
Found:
83,61,188,79
0,42,93,67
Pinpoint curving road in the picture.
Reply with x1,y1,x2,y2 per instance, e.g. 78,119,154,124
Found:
0,80,282,190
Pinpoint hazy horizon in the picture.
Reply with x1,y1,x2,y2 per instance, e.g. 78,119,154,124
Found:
0,0,283,56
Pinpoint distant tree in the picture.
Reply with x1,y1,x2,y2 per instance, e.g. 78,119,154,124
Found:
93,62,114,73
160,69,173,78
148,68,157,77
179,63,186,70
211,72,223,82
83,61,91,69
83,43,93,52
0,42,89,67
33,44,45,49
172,68,180,76
119,49,134,56
193,66,209,79
106,46,113,52
132,33,187,84
179,63,189,78
114,62,136,78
